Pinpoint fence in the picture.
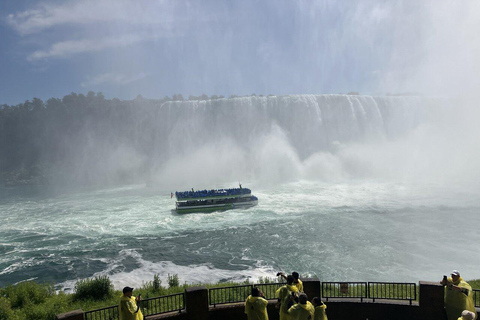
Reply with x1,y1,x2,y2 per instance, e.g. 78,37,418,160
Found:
208,283,284,306
84,293,184,320
321,282,417,304
84,305,118,320
473,289,480,307
322,282,368,302
141,293,185,316
368,282,416,305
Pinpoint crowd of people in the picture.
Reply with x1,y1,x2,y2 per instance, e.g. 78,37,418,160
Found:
117,269,478,320
245,271,327,320
175,186,251,199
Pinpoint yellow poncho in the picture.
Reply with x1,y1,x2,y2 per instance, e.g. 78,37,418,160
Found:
119,295,143,320
295,279,304,293
245,295,269,320
276,284,299,320
444,277,476,320
314,303,328,320
287,301,315,320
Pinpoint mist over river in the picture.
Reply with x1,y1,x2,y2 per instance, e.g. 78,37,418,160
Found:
1,94,480,290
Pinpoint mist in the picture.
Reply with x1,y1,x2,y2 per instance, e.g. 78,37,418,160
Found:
2,1,480,193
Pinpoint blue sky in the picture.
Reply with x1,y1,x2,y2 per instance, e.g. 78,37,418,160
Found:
1,0,479,105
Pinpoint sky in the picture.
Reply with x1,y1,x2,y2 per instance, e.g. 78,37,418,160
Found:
1,0,479,105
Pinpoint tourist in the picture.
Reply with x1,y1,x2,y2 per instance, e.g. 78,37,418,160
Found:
440,270,476,320
312,297,328,320
287,293,315,320
119,287,143,320
459,310,477,320
276,275,299,320
245,287,269,320
277,271,304,292
292,272,303,292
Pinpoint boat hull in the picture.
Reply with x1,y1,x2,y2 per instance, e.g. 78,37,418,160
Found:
176,199,258,214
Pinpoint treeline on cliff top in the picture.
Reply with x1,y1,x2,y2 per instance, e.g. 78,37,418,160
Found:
0,92,269,186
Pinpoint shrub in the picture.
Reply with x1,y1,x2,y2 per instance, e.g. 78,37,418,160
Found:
0,297,19,320
153,274,161,291
167,274,179,288
3,281,54,309
73,276,114,301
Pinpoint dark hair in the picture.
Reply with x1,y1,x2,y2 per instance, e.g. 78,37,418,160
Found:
287,275,295,284
298,293,308,304
312,297,322,306
292,272,299,280
252,287,261,297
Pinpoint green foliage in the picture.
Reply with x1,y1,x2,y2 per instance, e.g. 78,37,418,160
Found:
257,276,277,284
153,274,161,291
167,274,179,288
73,276,114,301
0,297,19,320
3,281,54,309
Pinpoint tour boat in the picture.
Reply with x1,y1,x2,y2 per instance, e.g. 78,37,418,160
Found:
174,187,258,213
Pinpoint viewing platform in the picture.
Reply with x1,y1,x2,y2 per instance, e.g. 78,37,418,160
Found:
56,279,480,320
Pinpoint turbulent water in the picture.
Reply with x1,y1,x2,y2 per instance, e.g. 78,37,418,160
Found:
1,94,480,290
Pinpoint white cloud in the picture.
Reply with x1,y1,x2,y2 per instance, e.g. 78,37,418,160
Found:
27,34,151,61
81,72,149,87
6,0,178,35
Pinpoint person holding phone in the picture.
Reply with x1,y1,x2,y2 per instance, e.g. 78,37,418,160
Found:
119,286,143,320
440,270,476,320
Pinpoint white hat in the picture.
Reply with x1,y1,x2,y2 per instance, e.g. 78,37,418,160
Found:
451,270,460,276
461,310,475,320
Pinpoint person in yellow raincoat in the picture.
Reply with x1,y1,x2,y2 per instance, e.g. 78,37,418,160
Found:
245,287,269,320
119,287,143,320
458,310,476,320
312,297,328,320
276,275,299,320
287,293,315,320
440,270,476,320
278,272,304,292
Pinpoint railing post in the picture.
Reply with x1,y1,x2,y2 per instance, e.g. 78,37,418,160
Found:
419,281,446,320
185,286,209,320
56,309,84,320
302,277,321,301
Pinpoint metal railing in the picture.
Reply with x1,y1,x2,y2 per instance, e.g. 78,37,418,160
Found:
368,282,416,305
322,282,368,302
141,292,185,316
84,293,184,320
209,284,252,307
84,305,118,320
473,289,480,307
255,283,284,300
208,282,284,306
